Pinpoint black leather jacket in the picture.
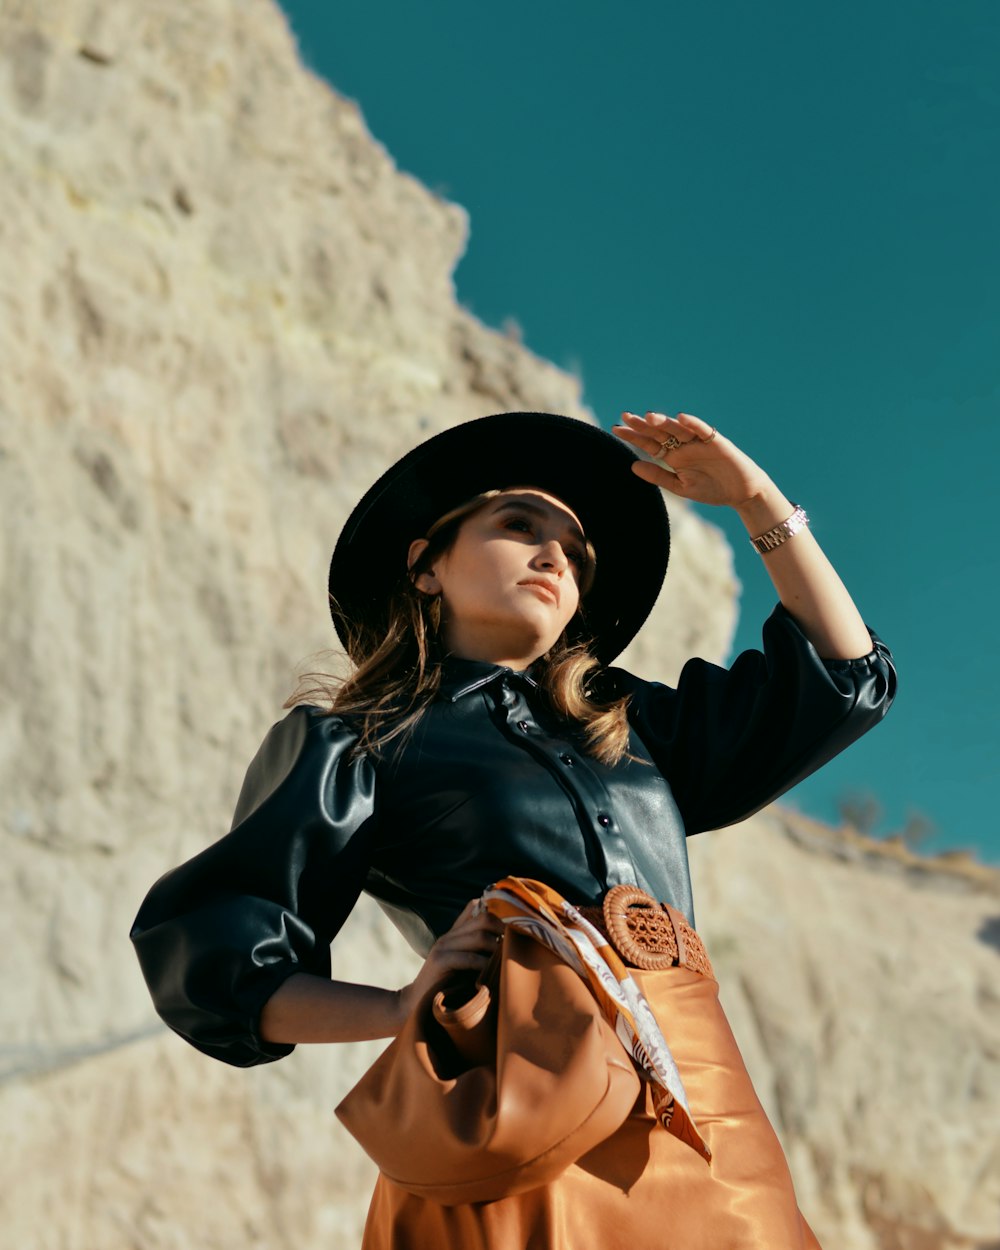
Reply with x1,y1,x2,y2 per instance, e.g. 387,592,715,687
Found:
130,605,895,1067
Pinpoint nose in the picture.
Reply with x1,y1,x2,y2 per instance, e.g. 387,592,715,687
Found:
533,539,568,575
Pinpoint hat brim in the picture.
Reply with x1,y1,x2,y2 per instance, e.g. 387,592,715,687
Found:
328,412,669,667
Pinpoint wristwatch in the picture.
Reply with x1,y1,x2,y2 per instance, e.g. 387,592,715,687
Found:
749,504,810,555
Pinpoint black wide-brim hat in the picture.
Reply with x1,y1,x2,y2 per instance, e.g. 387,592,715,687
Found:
328,412,669,666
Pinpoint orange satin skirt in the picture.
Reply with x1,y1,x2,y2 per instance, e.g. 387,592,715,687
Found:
361,965,821,1249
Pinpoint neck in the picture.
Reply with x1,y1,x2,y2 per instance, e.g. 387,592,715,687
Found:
445,648,537,672
442,627,545,672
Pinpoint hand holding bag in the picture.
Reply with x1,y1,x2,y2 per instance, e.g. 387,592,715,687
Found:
335,922,642,1205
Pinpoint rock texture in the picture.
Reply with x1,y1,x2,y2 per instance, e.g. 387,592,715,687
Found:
1,2,997,1248
689,817,1000,1250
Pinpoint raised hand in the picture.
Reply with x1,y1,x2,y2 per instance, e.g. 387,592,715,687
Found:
612,411,874,660
612,411,774,510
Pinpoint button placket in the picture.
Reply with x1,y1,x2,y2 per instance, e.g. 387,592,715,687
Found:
493,680,638,889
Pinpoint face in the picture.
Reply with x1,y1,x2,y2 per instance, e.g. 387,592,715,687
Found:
407,489,590,669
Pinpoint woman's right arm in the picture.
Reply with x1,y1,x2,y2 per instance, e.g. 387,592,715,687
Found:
259,899,504,1043
130,707,378,1066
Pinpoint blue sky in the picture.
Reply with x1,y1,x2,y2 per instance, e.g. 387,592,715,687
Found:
277,1,1000,862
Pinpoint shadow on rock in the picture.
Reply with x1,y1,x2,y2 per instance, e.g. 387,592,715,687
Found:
975,915,1000,953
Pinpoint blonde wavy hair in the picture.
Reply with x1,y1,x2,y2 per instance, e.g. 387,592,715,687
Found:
285,489,639,767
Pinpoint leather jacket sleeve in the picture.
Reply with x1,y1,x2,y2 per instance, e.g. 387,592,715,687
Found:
129,706,376,1067
614,604,897,834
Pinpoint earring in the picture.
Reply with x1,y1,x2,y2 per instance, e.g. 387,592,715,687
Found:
426,594,442,633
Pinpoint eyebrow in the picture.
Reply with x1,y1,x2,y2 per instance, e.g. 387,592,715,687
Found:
490,499,587,549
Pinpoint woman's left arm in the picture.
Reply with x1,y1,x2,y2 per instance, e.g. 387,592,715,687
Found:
613,411,874,661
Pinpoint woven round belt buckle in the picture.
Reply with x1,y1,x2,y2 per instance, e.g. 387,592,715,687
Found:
602,885,678,970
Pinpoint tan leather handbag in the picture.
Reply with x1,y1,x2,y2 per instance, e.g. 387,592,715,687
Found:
335,925,642,1205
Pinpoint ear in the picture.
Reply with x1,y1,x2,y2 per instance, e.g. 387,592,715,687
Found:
407,538,440,594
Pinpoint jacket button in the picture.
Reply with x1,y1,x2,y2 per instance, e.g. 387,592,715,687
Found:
559,753,574,766
517,720,530,732
597,813,611,827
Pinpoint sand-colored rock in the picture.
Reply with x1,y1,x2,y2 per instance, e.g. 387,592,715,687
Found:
1,2,996,1248
689,814,1000,1250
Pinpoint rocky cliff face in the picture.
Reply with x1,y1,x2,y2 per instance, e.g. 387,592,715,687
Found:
1,3,997,1248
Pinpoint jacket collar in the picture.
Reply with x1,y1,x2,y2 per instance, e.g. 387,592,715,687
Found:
438,655,541,703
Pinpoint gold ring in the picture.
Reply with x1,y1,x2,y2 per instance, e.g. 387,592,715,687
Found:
701,427,718,443
658,435,683,453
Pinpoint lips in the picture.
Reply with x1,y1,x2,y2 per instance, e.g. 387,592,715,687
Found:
519,579,560,606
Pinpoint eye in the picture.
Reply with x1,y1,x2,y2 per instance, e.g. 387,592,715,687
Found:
566,548,585,567
502,515,534,534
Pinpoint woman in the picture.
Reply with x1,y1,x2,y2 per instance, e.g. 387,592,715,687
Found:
131,409,895,1248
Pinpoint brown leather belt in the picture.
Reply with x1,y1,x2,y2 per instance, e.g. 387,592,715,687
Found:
577,885,714,978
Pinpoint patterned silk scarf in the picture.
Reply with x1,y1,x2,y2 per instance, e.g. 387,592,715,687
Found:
481,876,712,1164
